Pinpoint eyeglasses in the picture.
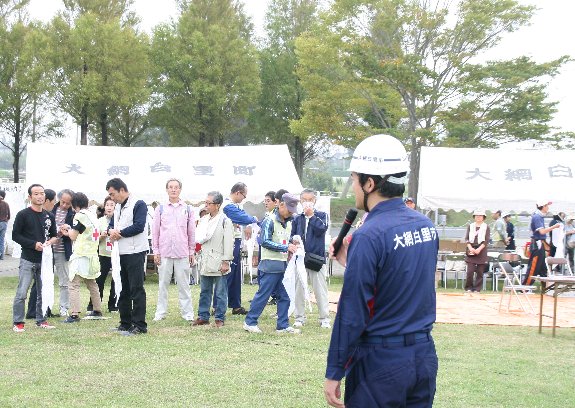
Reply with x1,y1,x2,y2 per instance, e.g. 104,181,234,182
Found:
239,191,246,199
205,201,216,205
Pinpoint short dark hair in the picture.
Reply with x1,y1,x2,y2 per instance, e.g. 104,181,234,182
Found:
207,191,224,205
275,189,289,202
230,182,247,194
358,172,406,199
45,189,56,201
265,191,275,201
27,184,44,196
106,178,128,192
0,190,5,199
72,192,89,209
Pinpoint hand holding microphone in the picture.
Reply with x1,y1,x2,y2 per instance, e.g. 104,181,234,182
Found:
329,208,358,267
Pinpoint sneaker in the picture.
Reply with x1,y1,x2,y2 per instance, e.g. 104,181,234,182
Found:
267,299,277,306
12,323,25,333
122,326,147,336
111,325,131,332
293,321,304,328
63,315,80,323
37,321,56,329
59,307,69,317
276,326,301,334
86,311,103,318
243,322,262,333
232,307,248,315
320,321,331,329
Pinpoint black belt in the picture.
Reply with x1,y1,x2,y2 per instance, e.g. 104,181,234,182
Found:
359,332,431,347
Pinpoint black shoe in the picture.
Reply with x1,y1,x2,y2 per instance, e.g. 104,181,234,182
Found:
86,311,103,317
122,325,147,336
267,299,277,306
112,325,131,332
232,307,248,315
63,315,80,323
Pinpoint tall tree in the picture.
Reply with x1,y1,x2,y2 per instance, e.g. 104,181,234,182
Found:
295,0,569,199
150,0,260,147
247,0,319,178
49,0,149,145
0,20,62,182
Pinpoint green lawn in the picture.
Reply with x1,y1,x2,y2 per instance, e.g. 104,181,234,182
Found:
0,275,574,407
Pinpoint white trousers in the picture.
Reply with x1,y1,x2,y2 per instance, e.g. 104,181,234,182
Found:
294,265,330,324
53,251,70,310
154,257,194,320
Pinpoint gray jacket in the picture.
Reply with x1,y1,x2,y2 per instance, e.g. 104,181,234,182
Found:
199,214,234,277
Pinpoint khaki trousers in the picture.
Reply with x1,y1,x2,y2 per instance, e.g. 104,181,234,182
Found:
69,275,102,315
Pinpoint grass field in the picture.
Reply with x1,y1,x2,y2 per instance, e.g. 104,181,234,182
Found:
1,275,574,407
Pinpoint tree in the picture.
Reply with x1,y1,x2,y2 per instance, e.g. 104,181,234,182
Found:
295,0,569,199
246,0,320,178
49,0,149,145
150,0,260,147
0,20,62,182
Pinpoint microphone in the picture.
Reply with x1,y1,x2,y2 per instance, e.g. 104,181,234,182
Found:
332,208,358,256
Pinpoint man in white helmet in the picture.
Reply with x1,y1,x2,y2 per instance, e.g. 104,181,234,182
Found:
324,134,439,408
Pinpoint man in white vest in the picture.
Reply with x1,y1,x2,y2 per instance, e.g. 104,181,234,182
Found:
106,178,149,335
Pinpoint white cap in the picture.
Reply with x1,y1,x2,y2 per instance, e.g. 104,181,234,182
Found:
473,209,486,216
501,211,512,218
536,200,552,207
348,135,409,183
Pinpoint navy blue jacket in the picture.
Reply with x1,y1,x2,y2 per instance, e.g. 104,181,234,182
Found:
326,198,438,381
52,202,75,261
290,210,328,261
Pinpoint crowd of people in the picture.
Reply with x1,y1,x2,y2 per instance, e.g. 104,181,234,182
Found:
9,178,335,336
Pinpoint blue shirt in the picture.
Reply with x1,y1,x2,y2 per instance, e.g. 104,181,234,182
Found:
530,211,546,240
325,198,438,381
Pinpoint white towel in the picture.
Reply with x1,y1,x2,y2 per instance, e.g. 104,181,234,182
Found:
40,245,54,316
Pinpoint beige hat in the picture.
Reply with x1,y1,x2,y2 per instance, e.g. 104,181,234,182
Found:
473,209,486,216
565,214,575,222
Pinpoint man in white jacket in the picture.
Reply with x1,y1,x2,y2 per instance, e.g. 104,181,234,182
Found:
192,191,234,328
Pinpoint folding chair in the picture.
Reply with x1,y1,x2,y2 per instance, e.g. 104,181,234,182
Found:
498,261,536,314
546,257,573,277
492,253,522,291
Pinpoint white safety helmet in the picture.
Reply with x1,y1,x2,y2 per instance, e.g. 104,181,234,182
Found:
348,134,409,177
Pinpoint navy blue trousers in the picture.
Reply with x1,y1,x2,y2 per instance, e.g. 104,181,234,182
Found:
344,338,438,408
226,238,242,309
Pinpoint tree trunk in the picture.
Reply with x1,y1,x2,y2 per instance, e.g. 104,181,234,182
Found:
80,62,89,145
407,134,420,202
340,176,352,198
13,112,21,183
198,131,206,147
293,136,304,179
100,110,108,146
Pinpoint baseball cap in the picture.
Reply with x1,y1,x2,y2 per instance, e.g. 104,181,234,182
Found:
536,200,552,207
282,193,299,214
404,197,414,203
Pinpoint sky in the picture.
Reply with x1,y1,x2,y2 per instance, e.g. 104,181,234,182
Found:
25,0,575,141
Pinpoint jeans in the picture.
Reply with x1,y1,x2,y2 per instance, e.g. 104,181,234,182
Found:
13,259,45,324
53,251,70,310
155,257,194,320
198,275,228,321
0,220,7,259
118,251,147,331
245,271,290,330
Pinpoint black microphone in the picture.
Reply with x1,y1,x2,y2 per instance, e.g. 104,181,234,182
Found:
332,208,358,256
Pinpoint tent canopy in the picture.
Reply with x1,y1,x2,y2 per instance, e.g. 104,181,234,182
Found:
26,143,303,205
418,147,574,213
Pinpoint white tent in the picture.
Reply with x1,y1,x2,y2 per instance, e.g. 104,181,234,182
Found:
417,147,575,213
26,143,303,204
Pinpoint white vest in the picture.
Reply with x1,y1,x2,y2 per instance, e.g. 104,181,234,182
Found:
114,195,149,255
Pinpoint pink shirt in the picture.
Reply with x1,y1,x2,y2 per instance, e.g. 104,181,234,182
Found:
152,200,196,258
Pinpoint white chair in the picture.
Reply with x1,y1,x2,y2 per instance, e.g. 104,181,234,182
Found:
498,261,536,314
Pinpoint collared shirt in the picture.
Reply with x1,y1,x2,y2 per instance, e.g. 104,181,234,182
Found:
152,200,195,258
531,210,546,240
